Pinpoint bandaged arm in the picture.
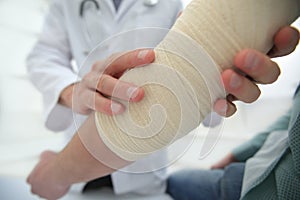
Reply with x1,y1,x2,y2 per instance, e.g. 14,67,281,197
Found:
45,0,300,184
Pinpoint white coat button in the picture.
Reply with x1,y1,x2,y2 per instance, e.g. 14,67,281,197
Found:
144,0,159,7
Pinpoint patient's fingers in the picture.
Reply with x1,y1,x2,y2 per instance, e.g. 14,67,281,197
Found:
234,49,281,84
216,26,299,118
222,69,261,103
214,99,237,117
268,26,299,58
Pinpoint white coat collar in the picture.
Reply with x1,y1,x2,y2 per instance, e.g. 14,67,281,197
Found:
103,0,137,21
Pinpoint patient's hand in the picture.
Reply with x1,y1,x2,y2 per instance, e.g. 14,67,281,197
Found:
27,151,70,200
211,153,238,169
215,26,299,117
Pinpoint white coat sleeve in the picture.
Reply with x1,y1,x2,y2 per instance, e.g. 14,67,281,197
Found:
26,1,77,132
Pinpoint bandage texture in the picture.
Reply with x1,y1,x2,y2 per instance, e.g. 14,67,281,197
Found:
95,0,300,161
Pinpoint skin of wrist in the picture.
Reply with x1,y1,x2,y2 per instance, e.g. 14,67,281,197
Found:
52,134,101,185
51,153,74,187
59,84,75,108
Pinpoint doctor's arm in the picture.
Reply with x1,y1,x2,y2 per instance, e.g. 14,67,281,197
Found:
26,0,77,131
26,0,151,129
58,49,153,116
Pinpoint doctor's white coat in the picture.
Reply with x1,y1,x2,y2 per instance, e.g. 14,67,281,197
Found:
27,0,182,195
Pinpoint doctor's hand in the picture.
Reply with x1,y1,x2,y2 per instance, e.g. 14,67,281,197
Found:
214,26,299,117
27,151,71,200
59,49,154,115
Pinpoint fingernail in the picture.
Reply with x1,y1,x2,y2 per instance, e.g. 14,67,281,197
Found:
215,100,227,116
245,52,260,69
230,73,242,89
291,34,299,46
219,100,228,116
220,102,228,115
111,102,123,114
127,86,139,100
137,50,149,60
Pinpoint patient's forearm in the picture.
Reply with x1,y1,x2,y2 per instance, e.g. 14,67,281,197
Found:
53,114,130,185
26,114,131,199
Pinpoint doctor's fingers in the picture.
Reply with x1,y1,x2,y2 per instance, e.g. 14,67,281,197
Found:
268,26,299,58
97,74,144,102
84,71,144,102
83,90,125,115
102,49,155,76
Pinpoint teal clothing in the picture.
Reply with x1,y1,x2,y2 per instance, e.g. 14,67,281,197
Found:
167,84,300,200
233,84,300,200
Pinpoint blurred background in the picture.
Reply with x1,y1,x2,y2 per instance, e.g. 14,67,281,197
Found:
0,0,299,199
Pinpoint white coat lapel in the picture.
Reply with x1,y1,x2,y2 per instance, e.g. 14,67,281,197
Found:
115,0,137,21
103,0,117,15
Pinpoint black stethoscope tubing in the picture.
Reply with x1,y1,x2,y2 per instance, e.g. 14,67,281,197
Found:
80,0,100,17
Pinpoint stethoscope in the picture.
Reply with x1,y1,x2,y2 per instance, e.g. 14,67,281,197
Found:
80,0,159,17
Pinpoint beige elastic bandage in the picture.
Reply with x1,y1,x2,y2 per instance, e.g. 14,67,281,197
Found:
95,0,300,161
